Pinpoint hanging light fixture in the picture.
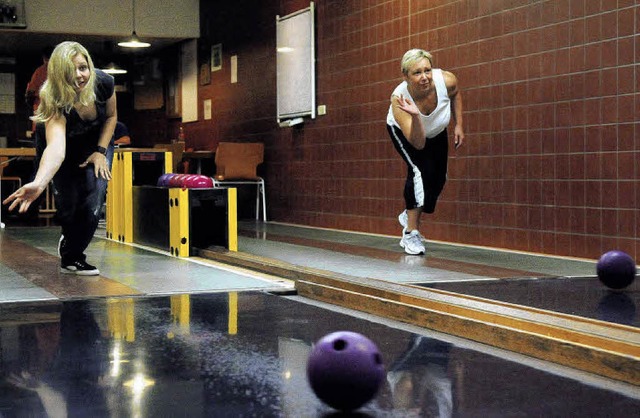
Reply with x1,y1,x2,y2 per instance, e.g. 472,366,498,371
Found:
101,42,128,74
118,0,150,48
102,62,128,75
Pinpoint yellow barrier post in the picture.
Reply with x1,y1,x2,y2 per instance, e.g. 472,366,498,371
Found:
105,155,116,239
121,152,133,243
169,188,190,257
106,152,122,241
227,187,238,251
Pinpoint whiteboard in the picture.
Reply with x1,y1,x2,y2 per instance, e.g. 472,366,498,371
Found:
276,2,315,122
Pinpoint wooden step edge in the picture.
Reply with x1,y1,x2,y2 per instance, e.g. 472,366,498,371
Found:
290,277,640,358
402,282,640,336
200,250,640,357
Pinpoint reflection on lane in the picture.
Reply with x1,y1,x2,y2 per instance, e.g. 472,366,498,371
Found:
423,277,639,327
1,292,638,417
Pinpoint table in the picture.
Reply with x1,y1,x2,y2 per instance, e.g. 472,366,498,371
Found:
0,147,36,158
114,147,160,153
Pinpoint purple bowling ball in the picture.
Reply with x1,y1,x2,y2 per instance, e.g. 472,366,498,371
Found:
307,331,385,411
596,250,637,290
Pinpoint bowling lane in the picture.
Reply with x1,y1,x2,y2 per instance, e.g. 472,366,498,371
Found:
0,292,637,417
0,262,56,303
1,227,292,298
420,277,640,328
236,221,598,281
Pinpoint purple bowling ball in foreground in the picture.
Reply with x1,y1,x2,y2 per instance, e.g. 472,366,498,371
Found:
307,331,385,411
596,250,637,290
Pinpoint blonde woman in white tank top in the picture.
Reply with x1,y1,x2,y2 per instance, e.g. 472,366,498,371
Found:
387,49,465,255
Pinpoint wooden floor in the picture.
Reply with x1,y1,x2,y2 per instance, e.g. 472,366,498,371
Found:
0,233,141,299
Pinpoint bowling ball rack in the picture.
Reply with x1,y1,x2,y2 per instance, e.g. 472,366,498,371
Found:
106,149,237,257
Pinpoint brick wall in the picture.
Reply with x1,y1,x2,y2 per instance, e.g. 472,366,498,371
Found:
193,0,639,261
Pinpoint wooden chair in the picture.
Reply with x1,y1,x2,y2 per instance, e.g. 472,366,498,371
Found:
153,142,186,173
212,142,266,221
0,156,22,192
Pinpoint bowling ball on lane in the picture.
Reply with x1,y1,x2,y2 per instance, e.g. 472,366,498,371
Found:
596,250,637,290
306,331,385,411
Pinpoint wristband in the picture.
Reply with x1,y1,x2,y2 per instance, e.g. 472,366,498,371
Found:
96,146,107,155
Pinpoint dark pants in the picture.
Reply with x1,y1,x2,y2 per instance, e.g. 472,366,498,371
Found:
387,125,449,213
35,124,114,264
52,145,112,264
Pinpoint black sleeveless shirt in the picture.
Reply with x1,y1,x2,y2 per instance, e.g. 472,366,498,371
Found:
36,69,114,169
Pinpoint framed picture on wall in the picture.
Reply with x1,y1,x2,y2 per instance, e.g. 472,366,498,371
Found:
200,64,211,85
211,44,222,72
199,39,212,85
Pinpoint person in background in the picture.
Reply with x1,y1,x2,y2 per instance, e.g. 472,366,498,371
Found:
4,41,116,276
25,45,54,131
113,121,131,147
386,49,465,255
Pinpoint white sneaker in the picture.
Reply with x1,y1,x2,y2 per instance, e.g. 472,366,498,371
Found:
400,230,425,255
398,210,425,242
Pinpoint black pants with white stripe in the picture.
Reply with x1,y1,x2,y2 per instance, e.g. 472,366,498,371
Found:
387,125,449,213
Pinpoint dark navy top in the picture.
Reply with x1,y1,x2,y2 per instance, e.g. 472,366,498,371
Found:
36,69,115,169
62,69,114,167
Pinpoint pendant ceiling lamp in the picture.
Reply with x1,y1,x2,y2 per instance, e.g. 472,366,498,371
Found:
118,0,150,48
102,62,128,75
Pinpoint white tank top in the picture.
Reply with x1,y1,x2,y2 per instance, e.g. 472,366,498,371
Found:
386,68,451,139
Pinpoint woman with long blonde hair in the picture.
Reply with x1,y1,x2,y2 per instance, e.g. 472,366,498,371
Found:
4,41,116,275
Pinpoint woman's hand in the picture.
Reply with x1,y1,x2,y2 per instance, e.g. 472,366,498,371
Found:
396,94,420,116
454,125,465,149
80,152,111,180
2,181,47,213
7,371,40,390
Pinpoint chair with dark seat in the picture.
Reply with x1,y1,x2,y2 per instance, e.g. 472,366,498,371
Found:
212,142,266,221
0,156,22,192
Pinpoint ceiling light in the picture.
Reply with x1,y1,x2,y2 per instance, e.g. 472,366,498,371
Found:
118,0,150,48
103,62,128,74
118,31,150,48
